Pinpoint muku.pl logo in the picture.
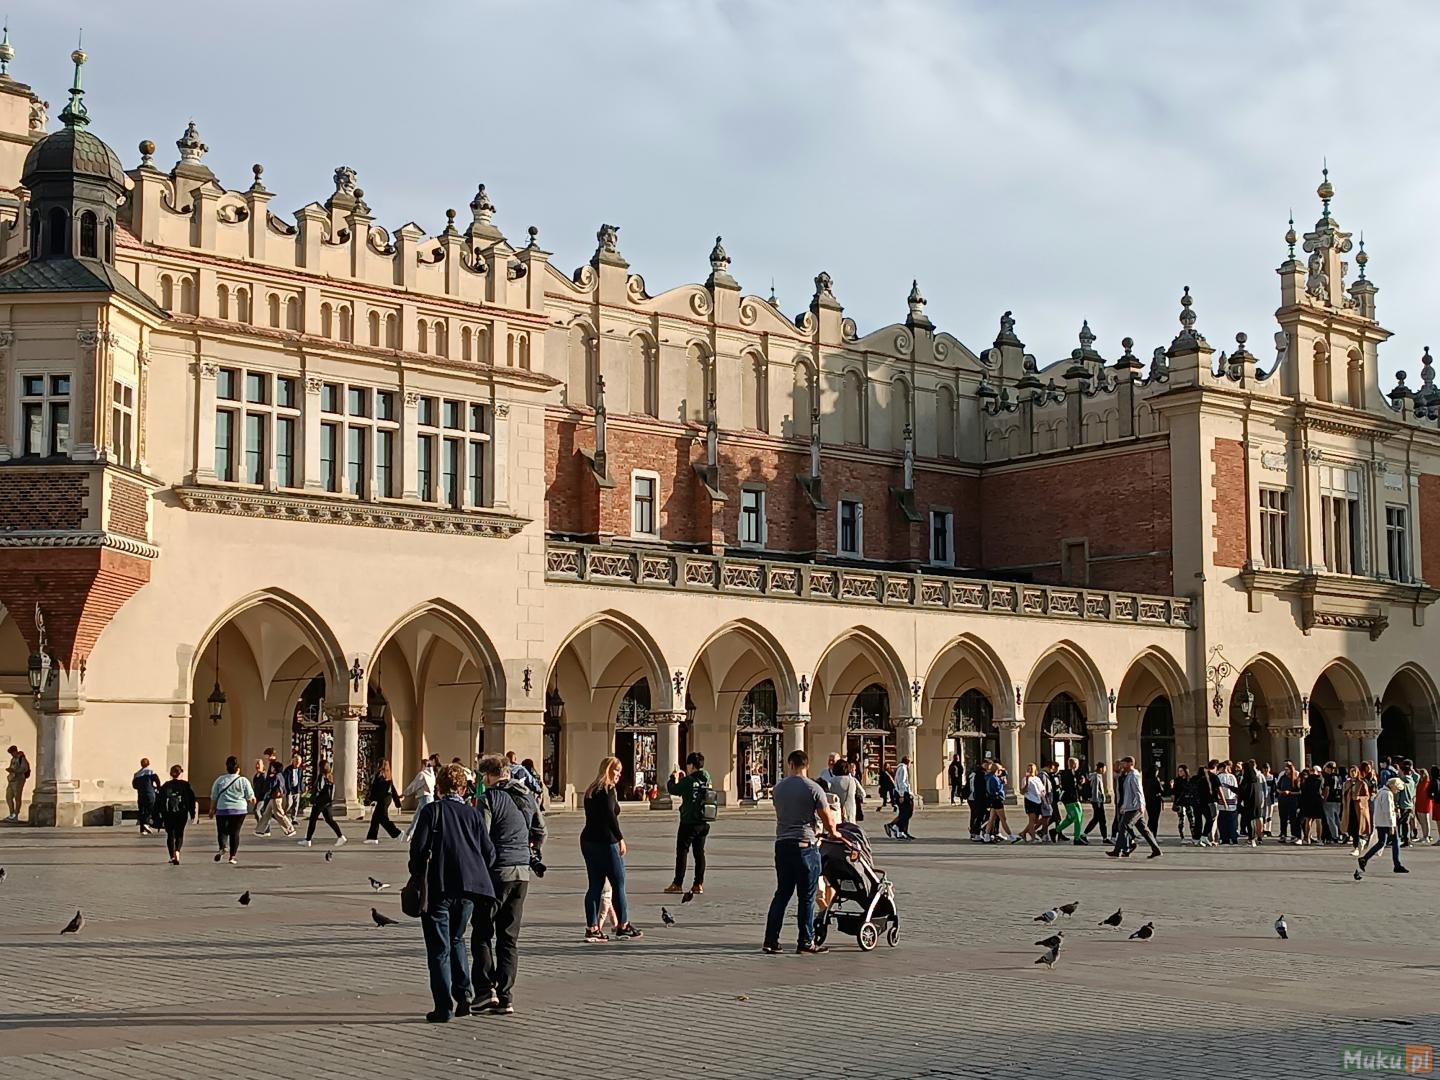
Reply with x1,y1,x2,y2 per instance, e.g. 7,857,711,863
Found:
1341,1045,1433,1073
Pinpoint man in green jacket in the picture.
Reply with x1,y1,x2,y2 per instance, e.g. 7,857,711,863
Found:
665,752,712,895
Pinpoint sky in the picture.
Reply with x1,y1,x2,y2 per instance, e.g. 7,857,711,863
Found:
12,1,1438,380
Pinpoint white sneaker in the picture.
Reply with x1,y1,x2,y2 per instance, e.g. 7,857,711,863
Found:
334,835,348,847
297,839,312,847
363,839,379,845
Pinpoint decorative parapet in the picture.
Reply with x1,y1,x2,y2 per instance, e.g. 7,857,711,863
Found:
176,485,529,538
0,530,160,559
545,542,1194,628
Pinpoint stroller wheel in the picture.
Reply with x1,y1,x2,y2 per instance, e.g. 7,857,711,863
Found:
886,923,900,947
857,922,879,951
813,920,828,946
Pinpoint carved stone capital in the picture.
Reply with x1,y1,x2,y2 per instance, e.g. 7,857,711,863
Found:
776,712,809,727
0,328,15,350
77,328,118,351
304,376,325,395
1279,726,1308,739
994,718,1024,732
404,390,421,407
198,361,220,380
650,711,687,726
495,401,511,418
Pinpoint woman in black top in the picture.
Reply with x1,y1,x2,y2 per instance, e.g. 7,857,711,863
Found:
365,760,402,842
157,764,197,864
298,762,347,847
580,755,641,943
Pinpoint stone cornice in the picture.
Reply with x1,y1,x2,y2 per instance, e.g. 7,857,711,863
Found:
0,530,160,559
175,485,530,539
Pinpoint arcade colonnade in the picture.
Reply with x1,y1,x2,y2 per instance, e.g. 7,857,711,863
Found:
2,579,1437,815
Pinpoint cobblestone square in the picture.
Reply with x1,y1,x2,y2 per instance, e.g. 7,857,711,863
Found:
2,810,1436,1080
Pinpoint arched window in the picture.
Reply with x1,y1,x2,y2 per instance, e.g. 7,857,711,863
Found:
267,293,281,328
462,326,473,363
368,310,381,347
518,334,530,370
737,678,782,800
159,274,175,311
235,288,250,323
433,321,447,358
936,385,956,459
1042,692,1089,770
742,351,768,431
384,313,398,348
46,206,66,256
1346,349,1365,408
891,377,911,451
566,325,595,407
630,334,658,418
841,369,865,445
1140,697,1174,778
791,359,816,437
685,343,710,422
1313,342,1332,403
614,680,655,801
78,210,97,258
338,305,352,342
284,296,299,330
104,220,113,262
847,683,893,789
216,284,230,320
179,277,195,315
416,319,429,354
320,303,334,339
947,689,998,766
29,210,39,257
478,326,491,365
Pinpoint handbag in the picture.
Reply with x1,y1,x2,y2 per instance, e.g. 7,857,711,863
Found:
401,800,440,918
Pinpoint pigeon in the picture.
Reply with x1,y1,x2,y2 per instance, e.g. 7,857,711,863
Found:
324,850,333,863
1129,921,1155,941
1034,931,1065,950
1099,908,1123,928
661,907,676,927
238,891,251,906
1035,946,1059,968
0,866,7,883
1058,901,1079,917
371,908,398,927
369,877,390,892
1274,915,1288,940
1033,908,1059,924
60,910,83,935
681,890,695,904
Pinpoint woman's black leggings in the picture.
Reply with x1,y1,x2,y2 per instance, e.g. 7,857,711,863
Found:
366,802,400,840
215,813,244,856
164,814,188,856
306,802,341,840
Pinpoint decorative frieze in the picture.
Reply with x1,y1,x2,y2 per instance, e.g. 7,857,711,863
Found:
0,530,160,559
175,485,528,538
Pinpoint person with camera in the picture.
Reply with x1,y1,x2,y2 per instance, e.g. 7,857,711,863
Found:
665,752,714,896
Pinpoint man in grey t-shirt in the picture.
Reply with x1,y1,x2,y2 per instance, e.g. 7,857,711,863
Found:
763,749,840,955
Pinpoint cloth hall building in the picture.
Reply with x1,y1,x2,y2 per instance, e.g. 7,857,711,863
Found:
1,47,1437,825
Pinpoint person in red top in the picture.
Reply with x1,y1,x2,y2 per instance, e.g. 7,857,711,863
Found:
1414,767,1434,845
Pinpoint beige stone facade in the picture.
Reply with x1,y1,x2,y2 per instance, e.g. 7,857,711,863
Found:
0,51,1435,825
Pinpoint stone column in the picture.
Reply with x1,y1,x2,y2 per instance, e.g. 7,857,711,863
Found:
1281,725,1308,771
329,704,363,818
779,712,808,757
1091,720,1117,772
996,718,1023,805
1352,726,1380,766
649,711,685,810
31,669,84,827
895,717,922,806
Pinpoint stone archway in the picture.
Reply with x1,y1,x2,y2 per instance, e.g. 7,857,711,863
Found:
1023,642,1107,776
0,606,38,821
1230,654,1302,769
921,633,1011,801
1377,664,1440,767
1116,646,1188,769
811,628,908,790
1308,660,1371,769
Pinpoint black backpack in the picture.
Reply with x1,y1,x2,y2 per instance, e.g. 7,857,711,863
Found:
163,784,186,817
691,775,720,822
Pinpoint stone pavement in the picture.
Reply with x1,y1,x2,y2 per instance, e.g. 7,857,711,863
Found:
0,808,1436,1080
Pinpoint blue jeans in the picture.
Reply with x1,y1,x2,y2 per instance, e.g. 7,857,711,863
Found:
764,840,821,948
581,840,628,928
420,895,474,1015
1360,827,1402,869
1219,809,1239,844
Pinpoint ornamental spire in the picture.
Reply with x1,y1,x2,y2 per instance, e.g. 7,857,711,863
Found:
58,33,88,129
0,22,16,78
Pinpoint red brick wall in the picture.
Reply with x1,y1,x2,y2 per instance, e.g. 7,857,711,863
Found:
979,443,1173,594
0,472,87,531
1210,438,1247,569
107,477,149,541
544,413,982,563
1420,475,1440,580
0,547,150,666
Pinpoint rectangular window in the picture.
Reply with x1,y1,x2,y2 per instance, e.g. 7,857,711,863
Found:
245,372,267,405
417,434,434,501
441,438,460,507
216,368,238,401
276,417,296,488
346,425,366,497
1259,488,1290,570
469,403,486,434
375,390,395,422
443,400,462,430
321,383,341,414
739,488,766,547
838,500,862,556
347,387,367,418
417,396,436,427
375,429,394,498
1320,466,1362,574
467,441,484,507
1386,505,1410,582
276,376,297,409
930,509,953,566
214,410,236,480
19,372,72,457
243,413,266,485
320,422,339,493
111,382,134,467
632,473,658,537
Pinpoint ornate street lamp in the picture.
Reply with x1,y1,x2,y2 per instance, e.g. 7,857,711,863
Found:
1205,644,1237,718
27,603,51,701
206,634,226,724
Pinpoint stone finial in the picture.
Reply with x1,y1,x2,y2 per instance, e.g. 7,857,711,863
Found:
1285,211,1297,261
176,120,207,165
443,208,458,235
139,140,156,168
709,235,729,274
994,309,1023,350
333,166,358,195
767,277,779,308
0,23,15,78
526,225,539,248
352,188,369,216
470,183,496,226
1078,319,1096,352
1317,161,1334,220
1355,233,1368,280
1115,335,1143,374
59,40,89,129
1169,285,1207,351
906,279,926,316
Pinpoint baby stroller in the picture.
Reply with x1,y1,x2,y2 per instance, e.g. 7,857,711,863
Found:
813,821,899,951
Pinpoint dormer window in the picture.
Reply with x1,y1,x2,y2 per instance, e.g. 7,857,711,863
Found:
79,210,96,258
46,207,66,257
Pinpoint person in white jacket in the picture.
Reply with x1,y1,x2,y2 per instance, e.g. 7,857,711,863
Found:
399,758,438,842
1357,777,1408,877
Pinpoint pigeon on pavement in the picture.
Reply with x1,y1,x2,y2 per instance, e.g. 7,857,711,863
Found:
1099,908,1123,928
238,891,251,906
1129,921,1155,941
371,908,398,927
60,910,83,935
1033,908,1059,924
661,907,676,926
1035,946,1059,968
1058,901,1079,916
369,877,390,892
1034,931,1065,950
324,850,333,863
0,866,7,883
1274,915,1288,940
681,890,695,904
